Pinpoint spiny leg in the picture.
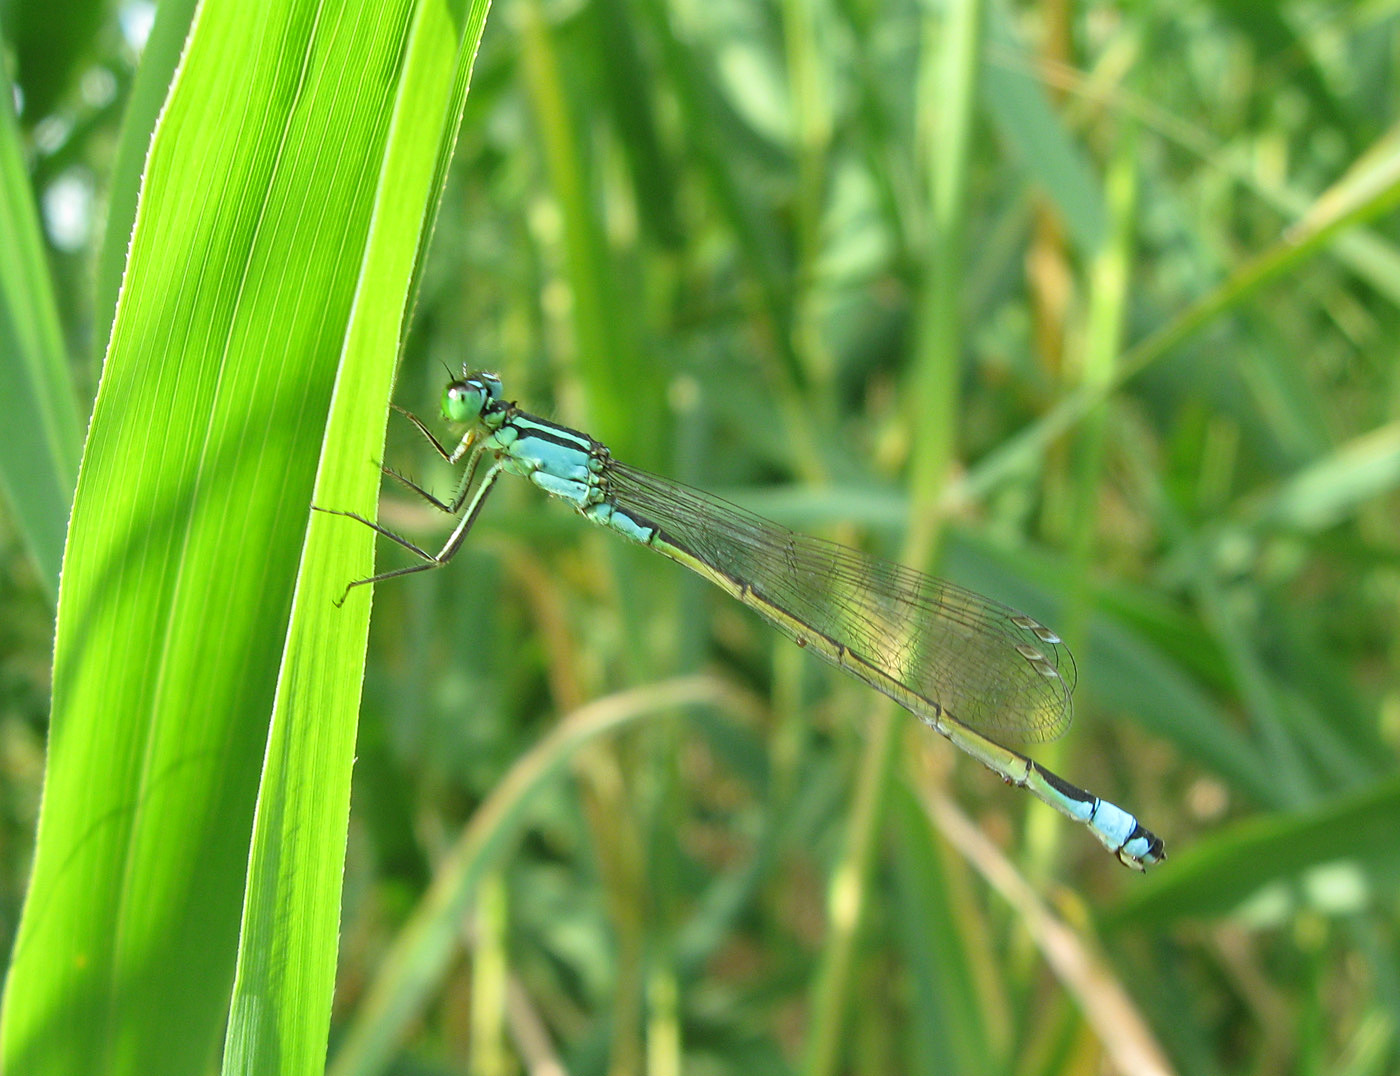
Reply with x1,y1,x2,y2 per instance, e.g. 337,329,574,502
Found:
393,404,476,464
315,460,506,606
316,439,482,548
312,508,438,563
382,439,487,515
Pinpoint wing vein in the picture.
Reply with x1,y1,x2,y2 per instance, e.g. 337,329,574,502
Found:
604,461,1075,742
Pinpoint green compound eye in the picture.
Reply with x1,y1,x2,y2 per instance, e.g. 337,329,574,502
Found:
441,372,503,423
441,380,485,423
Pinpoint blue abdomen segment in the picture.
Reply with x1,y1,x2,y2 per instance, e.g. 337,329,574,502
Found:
1031,761,1164,868
585,501,657,544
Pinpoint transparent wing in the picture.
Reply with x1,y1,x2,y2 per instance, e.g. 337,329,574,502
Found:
605,461,1075,743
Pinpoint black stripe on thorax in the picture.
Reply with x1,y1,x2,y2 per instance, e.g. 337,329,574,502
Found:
503,411,598,453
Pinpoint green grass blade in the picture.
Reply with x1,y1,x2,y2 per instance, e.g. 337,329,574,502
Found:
1235,419,1400,535
803,2,987,1074
959,130,1400,505
519,0,658,462
917,783,1174,1076
222,3,493,1073
891,787,993,1076
328,677,733,1076
0,52,83,598
0,4,488,1074
982,4,1105,255
93,0,201,359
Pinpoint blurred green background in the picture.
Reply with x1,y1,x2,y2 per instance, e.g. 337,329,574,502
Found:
3,1,1400,1074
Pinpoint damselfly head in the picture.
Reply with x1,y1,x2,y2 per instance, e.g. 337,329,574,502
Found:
442,371,504,425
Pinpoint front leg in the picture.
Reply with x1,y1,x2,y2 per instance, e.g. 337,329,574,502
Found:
394,404,476,464
315,459,507,605
382,440,488,515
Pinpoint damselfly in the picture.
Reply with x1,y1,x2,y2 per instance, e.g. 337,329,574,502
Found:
317,370,1164,870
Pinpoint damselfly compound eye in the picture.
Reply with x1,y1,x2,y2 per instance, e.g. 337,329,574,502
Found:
441,381,486,424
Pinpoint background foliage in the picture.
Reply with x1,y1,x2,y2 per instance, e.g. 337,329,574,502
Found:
2,1,1399,1075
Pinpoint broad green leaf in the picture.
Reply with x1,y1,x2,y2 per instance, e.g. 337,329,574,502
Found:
93,0,201,357
0,3,491,1074
0,50,83,597
223,1,492,1071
